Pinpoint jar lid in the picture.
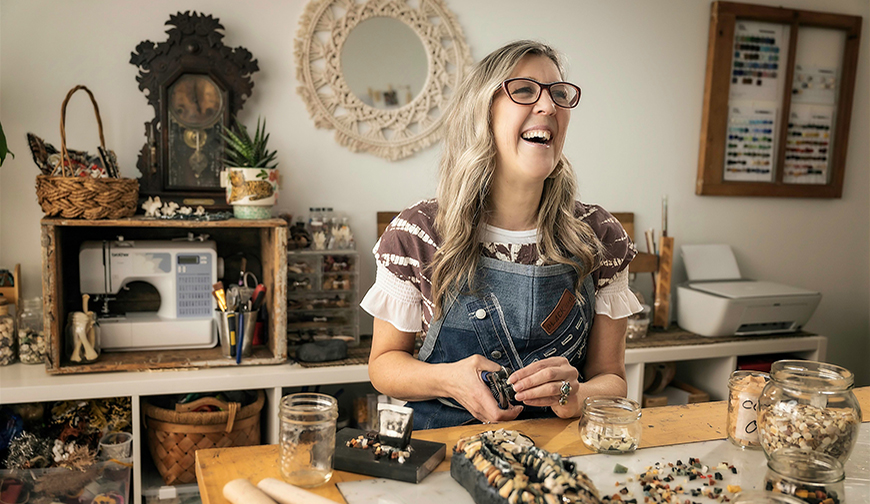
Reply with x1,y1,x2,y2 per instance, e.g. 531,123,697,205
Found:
770,360,854,391
767,448,845,483
582,396,641,423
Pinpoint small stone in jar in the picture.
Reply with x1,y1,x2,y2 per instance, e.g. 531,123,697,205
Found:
18,329,46,364
0,316,16,365
582,422,639,452
759,403,859,462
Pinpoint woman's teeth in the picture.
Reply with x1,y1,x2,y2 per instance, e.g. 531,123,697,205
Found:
521,130,551,144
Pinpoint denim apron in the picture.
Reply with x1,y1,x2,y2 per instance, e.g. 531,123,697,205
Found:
410,256,595,430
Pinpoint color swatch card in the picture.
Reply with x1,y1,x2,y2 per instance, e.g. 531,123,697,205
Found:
724,106,777,182
729,21,787,102
784,104,833,185
791,64,837,105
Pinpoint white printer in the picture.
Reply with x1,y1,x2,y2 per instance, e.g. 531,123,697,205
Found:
676,244,821,337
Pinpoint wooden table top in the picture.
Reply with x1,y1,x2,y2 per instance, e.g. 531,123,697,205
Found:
195,386,869,504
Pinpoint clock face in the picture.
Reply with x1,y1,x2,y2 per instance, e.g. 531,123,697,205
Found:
168,74,224,128
166,74,227,190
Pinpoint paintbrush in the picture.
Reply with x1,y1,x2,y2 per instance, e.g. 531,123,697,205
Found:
213,281,228,312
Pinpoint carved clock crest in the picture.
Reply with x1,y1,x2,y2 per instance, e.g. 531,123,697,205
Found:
130,11,259,208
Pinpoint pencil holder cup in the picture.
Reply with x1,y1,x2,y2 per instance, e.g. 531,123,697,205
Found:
99,431,133,460
216,310,255,359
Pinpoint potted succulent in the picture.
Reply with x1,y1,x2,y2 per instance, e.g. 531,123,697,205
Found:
221,117,279,219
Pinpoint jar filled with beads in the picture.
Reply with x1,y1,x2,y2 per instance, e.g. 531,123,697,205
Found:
579,396,642,453
0,299,16,365
727,370,769,448
764,449,845,504
17,297,45,364
757,360,860,463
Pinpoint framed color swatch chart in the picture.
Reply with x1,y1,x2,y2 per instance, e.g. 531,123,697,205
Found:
696,2,861,198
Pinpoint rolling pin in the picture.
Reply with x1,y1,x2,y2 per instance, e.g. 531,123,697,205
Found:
223,479,277,504
258,478,338,504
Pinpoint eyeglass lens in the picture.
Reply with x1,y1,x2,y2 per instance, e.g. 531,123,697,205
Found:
505,79,580,108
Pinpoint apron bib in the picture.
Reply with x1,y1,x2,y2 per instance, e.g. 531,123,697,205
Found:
411,256,595,430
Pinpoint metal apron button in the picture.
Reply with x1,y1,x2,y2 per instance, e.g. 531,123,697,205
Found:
475,309,487,320
491,350,502,359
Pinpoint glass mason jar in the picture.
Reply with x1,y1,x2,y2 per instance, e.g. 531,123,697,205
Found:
17,297,45,364
732,490,812,504
579,396,641,453
727,370,770,449
0,299,16,365
65,311,101,363
279,393,338,487
757,360,861,463
764,449,845,504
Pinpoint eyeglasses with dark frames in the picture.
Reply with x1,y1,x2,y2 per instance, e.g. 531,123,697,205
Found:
500,78,581,109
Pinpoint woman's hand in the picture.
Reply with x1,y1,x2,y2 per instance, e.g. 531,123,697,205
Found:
507,356,581,418
445,354,523,424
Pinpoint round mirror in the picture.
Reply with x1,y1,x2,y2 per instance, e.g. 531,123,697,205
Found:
341,17,428,110
295,0,472,161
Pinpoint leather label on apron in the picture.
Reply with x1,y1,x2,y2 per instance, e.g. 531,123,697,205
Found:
541,289,576,335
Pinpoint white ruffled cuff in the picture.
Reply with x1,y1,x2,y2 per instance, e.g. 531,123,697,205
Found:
360,265,423,333
595,269,644,319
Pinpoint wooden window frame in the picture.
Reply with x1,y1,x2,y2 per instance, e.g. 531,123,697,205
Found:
697,1,862,198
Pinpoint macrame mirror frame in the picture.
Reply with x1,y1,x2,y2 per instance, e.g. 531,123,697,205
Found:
294,0,472,161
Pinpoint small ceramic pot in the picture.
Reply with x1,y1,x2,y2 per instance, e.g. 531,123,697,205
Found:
225,167,278,219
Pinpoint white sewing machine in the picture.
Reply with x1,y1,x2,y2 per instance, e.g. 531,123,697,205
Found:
79,238,220,351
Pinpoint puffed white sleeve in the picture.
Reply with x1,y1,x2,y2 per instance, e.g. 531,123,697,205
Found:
360,263,423,333
594,269,643,319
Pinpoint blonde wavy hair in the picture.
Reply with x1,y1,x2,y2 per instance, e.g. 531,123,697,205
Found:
430,40,605,318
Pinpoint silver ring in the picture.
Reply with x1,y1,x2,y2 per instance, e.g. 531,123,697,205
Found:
558,380,571,406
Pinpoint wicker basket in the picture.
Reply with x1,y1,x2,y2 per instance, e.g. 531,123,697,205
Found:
35,85,138,219
142,391,265,485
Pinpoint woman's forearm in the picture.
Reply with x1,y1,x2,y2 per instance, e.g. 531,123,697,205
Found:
368,349,455,402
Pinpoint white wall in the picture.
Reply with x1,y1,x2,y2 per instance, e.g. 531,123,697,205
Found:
1,0,868,385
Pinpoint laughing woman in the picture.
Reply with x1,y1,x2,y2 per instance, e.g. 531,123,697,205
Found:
361,40,642,430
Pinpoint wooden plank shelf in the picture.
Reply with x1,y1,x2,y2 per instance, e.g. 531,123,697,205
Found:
40,217,288,374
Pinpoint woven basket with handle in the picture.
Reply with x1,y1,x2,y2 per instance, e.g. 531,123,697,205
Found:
142,390,264,485
35,85,138,219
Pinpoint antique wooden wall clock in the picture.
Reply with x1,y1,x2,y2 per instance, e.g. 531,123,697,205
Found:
130,11,259,208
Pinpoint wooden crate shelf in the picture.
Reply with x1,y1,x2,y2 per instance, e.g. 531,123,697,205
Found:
40,217,288,374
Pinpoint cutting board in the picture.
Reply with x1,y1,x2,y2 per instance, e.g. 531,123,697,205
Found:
334,428,446,484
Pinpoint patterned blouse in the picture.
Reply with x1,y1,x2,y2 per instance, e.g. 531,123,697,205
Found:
361,199,642,334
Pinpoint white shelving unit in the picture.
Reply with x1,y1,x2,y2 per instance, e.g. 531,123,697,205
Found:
624,333,827,402
0,362,368,504
0,331,826,503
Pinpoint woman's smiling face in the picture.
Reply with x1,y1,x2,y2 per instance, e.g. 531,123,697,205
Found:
490,54,571,185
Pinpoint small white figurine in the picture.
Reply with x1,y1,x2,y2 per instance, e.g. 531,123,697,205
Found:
142,196,162,217
160,201,180,216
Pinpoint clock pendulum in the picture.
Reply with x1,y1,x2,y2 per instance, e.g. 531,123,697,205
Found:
184,128,209,178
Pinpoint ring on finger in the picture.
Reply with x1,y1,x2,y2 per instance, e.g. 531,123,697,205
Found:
558,380,572,406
